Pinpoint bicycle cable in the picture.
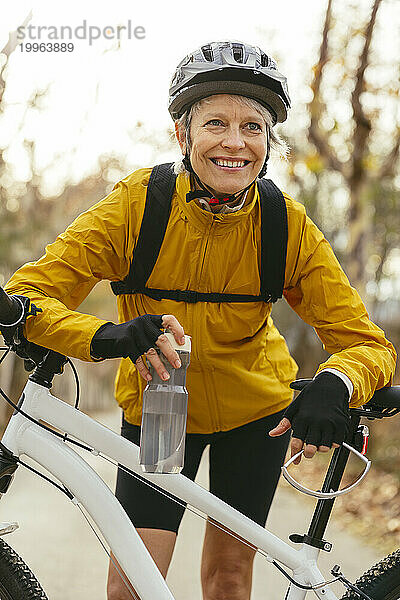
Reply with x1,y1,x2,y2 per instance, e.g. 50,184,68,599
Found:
66,357,80,410
0,346,10,365
62,357,81,444
76,504,140,600
16,458,75,499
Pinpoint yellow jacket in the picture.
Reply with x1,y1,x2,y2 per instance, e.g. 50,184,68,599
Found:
5,168,396,432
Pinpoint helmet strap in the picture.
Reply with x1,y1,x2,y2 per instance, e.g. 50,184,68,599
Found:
185,171,253,205
182,153,193,174
258,128,271,178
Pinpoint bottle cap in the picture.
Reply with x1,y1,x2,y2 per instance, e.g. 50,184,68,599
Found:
164,331,191,353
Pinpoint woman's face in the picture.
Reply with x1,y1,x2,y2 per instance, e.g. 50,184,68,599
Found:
176,95,268,196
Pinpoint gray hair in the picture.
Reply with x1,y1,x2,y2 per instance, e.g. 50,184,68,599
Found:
173,94,289,176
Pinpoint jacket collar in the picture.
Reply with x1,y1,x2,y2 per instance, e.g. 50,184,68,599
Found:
174,173,259,232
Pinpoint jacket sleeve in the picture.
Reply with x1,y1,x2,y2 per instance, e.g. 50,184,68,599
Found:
283,201,397,407
4,179,132,361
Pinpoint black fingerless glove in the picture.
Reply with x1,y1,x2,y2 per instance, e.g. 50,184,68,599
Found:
285,372,350,447
90,314,164,363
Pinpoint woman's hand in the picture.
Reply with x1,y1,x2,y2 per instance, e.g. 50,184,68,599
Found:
269,372,350,464
90,314,185,381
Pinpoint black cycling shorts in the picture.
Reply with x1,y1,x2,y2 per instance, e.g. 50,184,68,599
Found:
115,409,290,533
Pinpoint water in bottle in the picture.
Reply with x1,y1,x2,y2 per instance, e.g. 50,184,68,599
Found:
139,333,191,474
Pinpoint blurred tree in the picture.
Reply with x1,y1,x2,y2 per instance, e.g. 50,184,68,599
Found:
269,2,400,527
306,0,399,295
0,14,36,424
0,19,178,428
273,0,400,376
0,20,129,426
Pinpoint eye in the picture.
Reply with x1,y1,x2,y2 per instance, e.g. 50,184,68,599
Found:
205,119,224,127
246,122,262,131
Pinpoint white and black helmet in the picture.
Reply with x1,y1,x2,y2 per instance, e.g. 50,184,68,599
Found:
168,41,291,124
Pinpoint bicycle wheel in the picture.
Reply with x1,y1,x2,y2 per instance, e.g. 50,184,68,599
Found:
0,538,48,599
340,549,400,599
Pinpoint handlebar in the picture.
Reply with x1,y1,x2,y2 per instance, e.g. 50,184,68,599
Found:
0,286,24,327
0,286,66,385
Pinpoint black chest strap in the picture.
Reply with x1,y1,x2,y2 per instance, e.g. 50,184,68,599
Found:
110,163,288,303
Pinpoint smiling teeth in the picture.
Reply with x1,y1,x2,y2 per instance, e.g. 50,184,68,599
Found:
214,159,246,168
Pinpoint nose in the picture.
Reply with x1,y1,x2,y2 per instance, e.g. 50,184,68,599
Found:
220,126,245,151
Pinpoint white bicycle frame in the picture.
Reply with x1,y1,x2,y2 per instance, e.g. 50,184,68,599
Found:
1,379,342,600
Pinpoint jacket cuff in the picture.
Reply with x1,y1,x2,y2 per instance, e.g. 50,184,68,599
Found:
90,322,113,360
314,368,354,399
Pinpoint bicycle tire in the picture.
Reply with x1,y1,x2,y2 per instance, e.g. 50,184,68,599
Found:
340,549,400,599
0,538,48,599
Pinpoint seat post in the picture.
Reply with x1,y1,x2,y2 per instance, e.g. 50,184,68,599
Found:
306,412,361,542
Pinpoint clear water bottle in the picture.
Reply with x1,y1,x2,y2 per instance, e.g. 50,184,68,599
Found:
139,333,191,474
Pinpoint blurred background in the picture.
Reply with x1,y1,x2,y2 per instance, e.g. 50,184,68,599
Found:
0,0,399,554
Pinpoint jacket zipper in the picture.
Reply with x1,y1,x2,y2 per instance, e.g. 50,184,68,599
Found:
192,217,221,430
198,218,215,281
192,218,215,349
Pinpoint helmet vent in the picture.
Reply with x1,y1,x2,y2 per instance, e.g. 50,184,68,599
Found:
261,53,276,69
201,45,214,62
232,43,244,63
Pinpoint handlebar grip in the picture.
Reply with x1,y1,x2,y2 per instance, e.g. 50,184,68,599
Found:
0,286,23,326
367,385,400,410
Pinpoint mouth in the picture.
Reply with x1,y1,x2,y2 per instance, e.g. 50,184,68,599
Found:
210,158,251,170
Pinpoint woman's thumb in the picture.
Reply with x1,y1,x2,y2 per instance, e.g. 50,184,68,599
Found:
269,418,291,437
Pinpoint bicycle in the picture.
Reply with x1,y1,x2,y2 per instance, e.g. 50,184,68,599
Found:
0,285,399,600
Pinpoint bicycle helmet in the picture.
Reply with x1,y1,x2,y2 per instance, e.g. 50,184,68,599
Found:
168,41,291,124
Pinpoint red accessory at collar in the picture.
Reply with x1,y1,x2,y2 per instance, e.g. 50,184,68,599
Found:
186,189,237,205
208,196,233,205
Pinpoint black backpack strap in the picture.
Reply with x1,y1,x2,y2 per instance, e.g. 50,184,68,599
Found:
111,163,177,295
257,178,288,302
111,171,288,304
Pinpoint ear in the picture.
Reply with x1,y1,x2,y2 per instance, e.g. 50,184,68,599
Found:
174,121,186,155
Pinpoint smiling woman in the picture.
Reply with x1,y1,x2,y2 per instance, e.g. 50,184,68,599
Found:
4,40,396,600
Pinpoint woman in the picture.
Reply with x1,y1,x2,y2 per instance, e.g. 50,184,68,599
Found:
5,41,396,600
